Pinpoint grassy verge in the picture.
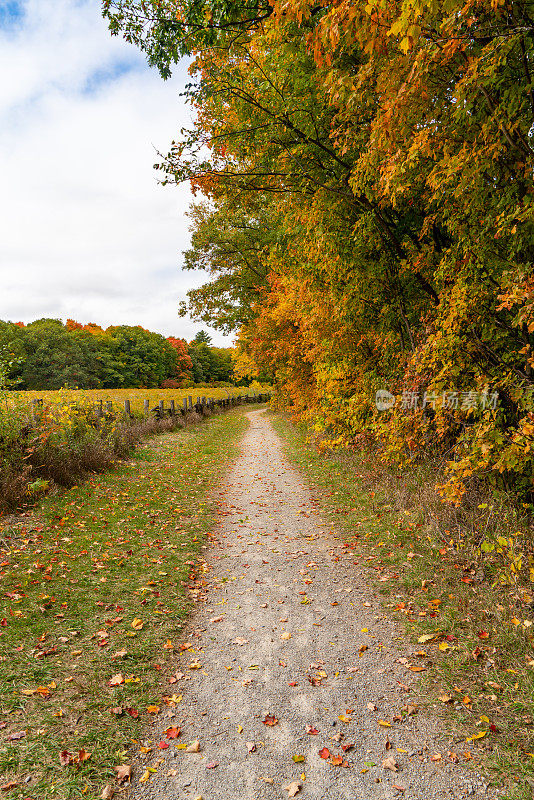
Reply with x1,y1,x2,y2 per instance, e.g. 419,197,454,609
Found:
271,413,534,800
0,407,249,800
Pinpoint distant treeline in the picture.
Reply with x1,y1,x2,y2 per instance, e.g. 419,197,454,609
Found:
0,319,249,389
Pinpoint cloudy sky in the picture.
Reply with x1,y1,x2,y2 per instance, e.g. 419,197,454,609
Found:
0,0,230,344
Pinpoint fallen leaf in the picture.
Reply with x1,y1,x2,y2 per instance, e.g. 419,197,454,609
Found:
292,754,305,763
466,731,487,742
131,619,144,630
263,714,278,726
186,740,201,752
114,764,132,784
319,747,331,759
232,637,249,645
6,731,25,741
165,726,181,739
378,720,392,728
209,616,224,623
366,702,377,711
286,781,301,797
109,674,124,687
382,756,398,772
206,761,219,769
331,755,344,766
280,631,291,640
59,750,74,767
247,742,256,753
0,782,20,792
306,724,319,735
77,748,91,763
338,714,351,723
139,769,151,783
147,705,160,714
439,694,453,703
100,786,114,799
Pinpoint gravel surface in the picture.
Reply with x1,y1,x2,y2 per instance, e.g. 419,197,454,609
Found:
127,409,493,800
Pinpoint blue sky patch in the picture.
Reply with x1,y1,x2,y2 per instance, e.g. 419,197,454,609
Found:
0,1,24,30
82,58,144,95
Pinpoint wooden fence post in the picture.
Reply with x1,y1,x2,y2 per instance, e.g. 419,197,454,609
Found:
170,399,175,415
188,395,193,410
106,401,113,414
144,399,149,416
159,400,164,416
124,399,131,417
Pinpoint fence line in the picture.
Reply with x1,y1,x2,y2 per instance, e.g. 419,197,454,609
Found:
29,392,271,423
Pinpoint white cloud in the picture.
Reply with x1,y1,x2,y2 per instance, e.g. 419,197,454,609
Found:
0,0,231,344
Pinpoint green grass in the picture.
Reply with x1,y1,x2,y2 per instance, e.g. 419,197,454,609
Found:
271,412,534,800
0,407,249,799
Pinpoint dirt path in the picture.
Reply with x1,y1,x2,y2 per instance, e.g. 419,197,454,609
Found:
129,410,491,800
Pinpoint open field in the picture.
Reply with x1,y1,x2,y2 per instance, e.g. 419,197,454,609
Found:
0,407,250,800
8,387,266,416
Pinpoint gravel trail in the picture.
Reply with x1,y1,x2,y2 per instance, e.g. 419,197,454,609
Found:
128,409,491,800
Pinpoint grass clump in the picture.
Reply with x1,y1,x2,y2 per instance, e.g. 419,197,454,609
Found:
0,407,248,799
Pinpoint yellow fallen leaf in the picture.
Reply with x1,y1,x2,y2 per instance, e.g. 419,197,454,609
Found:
237,725,243,734
338,715,351,723
131,619,144,630
466,731,487,742
438,642,449,651
378,720,392,728
147,705,160,714
511,617,521,625
139,770,151,783
280,631,291,640
418,634,436,643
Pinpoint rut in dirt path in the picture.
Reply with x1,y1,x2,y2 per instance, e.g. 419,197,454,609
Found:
129,409,490,800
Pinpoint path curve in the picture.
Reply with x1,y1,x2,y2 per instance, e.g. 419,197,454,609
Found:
129,410,489,800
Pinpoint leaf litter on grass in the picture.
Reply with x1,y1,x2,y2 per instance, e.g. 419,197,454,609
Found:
0,409,249,800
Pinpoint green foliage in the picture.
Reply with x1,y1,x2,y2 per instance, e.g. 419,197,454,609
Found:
105,0,534,504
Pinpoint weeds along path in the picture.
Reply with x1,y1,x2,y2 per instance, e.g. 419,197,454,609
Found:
129,409,489,800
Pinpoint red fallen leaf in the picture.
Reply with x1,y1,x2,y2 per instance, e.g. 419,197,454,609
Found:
157,741,169,749
77,748,91,763
59,750,74,766
0,781,20,791
446,635,456,641
305,725,319,735
490,723,499,733
341,742,354,752
472,647,483,660
288,682,298,687
477,631,489,639
331,755,343,766
125,707,139,718
392,785,406,793
319,747,331,759
206,761,219,769
461,577,473,584
165,726,181,739
0,620,7,627
263,715,278,726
